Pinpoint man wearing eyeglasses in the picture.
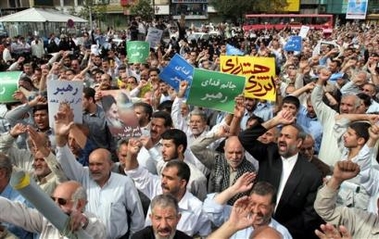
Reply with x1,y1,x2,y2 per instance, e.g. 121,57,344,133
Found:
0,180,106,238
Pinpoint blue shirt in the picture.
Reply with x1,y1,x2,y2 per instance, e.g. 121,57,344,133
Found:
1,184,36,239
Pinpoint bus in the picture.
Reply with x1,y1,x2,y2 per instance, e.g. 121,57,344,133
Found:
243,14,333,32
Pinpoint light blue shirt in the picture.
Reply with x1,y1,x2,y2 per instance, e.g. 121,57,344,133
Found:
1,184,36,239
203,193,293,239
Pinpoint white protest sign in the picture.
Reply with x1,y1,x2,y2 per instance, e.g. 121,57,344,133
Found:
145,27,163,49
47,80,83,128
299,26,310,39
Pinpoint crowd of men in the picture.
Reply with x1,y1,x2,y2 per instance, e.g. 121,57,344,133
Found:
0,18,379,239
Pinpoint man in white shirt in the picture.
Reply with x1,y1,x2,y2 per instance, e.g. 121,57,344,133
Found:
123,138,211,237
0,180,106,239
54,110,145,239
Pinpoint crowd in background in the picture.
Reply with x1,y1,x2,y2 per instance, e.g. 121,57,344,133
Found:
0,17,378,239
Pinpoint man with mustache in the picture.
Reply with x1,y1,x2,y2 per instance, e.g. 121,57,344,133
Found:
131,194,193,239
204,173,292,239
54,110,145,239
238,110,324,239
0,123,67,195
123,138,211,237
137,111,172,175
0,180,106,239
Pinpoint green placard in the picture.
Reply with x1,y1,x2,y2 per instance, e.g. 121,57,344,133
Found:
127,41,150,63
187,69,246,113
0,71,22,103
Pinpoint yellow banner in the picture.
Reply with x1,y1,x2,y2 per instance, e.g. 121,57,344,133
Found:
285,0,300,12
220,56,276,101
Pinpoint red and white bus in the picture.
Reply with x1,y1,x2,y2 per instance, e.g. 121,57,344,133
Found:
243,14,333,32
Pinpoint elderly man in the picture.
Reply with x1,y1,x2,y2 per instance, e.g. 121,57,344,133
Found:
191,132,256,205
0,180,106,239
171,81,210,145
54,110,145,239
0,123,67,195
131,194,193,239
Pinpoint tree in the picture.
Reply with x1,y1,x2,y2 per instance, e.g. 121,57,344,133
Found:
130,0,154,21
209,0,288,21
77,0,107,27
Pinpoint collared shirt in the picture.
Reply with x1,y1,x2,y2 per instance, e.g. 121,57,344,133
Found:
125,166,211,237
240,102,273,130
82,105,113,150
315,183,379,239
203,193,293,239
276,153,298,206
156,159,208,201
137,142,162,175
336,144,372,210
0,197,106,239
0,132,67,195
56,145,145,239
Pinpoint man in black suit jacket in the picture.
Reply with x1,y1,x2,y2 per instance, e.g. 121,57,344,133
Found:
238,110,324,239
131,194,193,239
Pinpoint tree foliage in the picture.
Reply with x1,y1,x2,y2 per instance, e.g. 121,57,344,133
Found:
77,0,107,23
130,0,154,21
209,0,288,20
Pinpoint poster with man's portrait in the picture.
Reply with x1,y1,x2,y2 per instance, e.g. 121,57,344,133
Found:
100,90,141,138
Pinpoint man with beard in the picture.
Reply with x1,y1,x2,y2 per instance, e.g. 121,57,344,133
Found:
151,129,207,201
311,67,362,166
0,123,67,195
204,175,292,239
238,110,323,239
131,194,193,239
123,139,211,237
171,81,209,146
5,97,55,149
133,102,152,134
137,111,172,175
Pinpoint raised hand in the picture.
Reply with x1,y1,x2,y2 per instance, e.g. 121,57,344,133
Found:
54,111,74,136
333,161,360,183
69,208,88,232
228,196,255,231
318,68,332,84
9,123,27,137
233,95,245,119
369,124,379,142
215,124,230,138
139,135,153,150
231,172,256,194
12,90,27,103
275,109,296,125
315,224,352,239
27,126,43,147
127,138,142,156
28,95,47,107
178,80,188,98
27,126,50,156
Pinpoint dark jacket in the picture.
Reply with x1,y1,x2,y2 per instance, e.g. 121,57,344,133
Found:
238,124,324,239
